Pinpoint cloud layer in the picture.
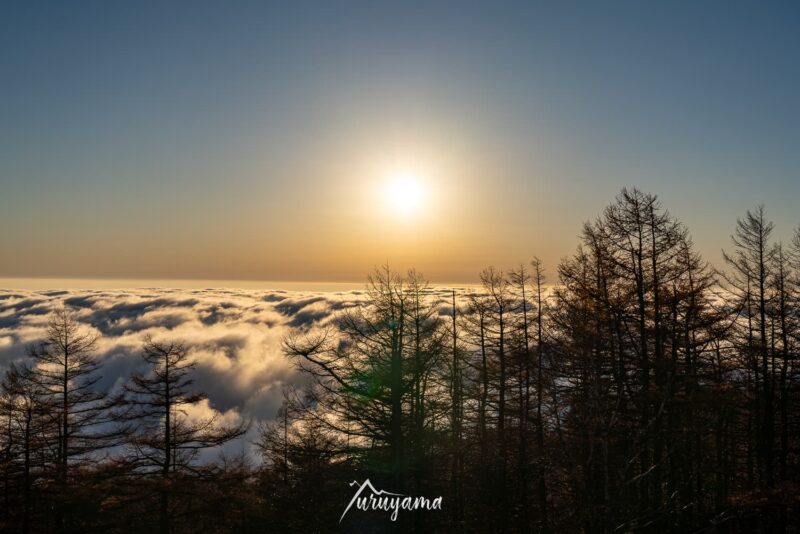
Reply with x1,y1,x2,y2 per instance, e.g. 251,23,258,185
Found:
0,287,374,430
0,284,481,461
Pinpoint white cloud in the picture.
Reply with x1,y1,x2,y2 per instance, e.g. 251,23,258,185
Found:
0,287,352,426
0,285,468,431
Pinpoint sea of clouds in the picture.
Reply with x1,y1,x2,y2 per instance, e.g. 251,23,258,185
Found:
0,285,465,459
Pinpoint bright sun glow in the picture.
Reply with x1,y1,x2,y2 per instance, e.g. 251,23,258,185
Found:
386,172,424,215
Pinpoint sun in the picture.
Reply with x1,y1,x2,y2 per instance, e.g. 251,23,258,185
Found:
386,171,424,215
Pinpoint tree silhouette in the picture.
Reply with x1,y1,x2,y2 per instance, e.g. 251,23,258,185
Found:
121,336,247,534
26,308,123,531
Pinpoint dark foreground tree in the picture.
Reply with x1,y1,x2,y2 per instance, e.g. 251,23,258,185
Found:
121,337,247,534
0,363,50,533
26,309,124,531
281,266,452,529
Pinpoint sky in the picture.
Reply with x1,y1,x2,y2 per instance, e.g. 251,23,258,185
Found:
1,1,798,283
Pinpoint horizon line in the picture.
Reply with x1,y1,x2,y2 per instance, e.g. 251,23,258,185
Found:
0,275,484,291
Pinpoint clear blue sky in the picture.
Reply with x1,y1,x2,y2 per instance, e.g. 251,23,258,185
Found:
1,1,798,282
